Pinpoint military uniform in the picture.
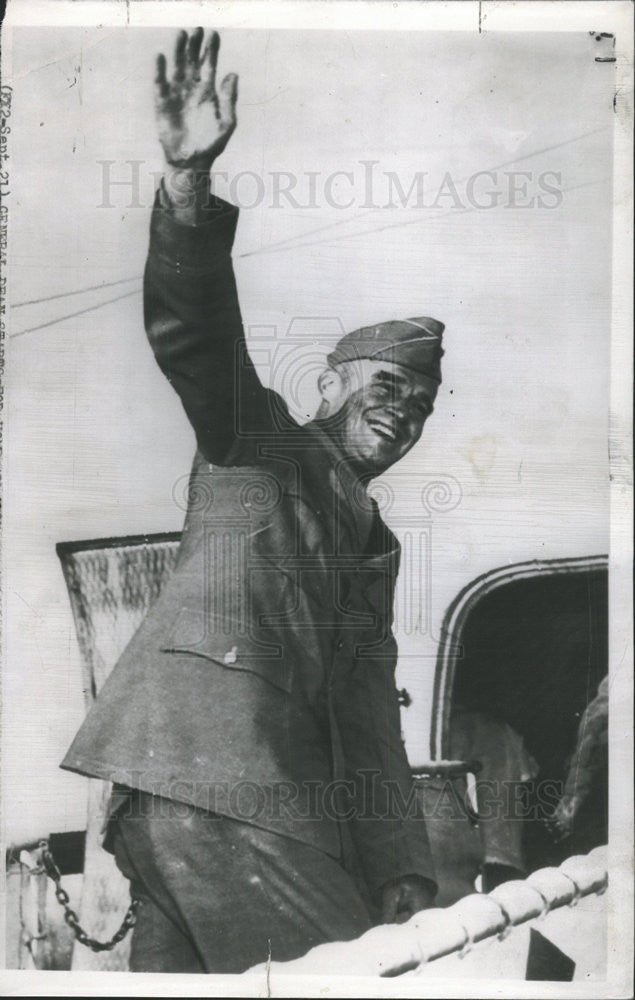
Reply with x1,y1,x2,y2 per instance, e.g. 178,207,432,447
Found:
62,191,436,971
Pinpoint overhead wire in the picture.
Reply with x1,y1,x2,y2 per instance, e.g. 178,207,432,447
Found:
12,276,143,309
10,288,142,340
237,125,611,260
240,176,610,259
9,126,610,338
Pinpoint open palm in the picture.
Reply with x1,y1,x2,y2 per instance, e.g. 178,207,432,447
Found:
155,28,238,169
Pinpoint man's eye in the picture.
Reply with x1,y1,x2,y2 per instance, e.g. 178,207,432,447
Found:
374,373,402,391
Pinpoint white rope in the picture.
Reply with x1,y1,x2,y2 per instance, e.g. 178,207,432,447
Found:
244,846,607,977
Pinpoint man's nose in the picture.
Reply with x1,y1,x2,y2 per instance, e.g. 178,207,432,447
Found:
386,391,411,419
385,399,406,420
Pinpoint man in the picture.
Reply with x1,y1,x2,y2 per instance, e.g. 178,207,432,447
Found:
450,705,539,891
546,674,608,850
62,28,444,973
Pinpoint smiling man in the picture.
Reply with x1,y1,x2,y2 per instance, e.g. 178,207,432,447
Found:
62,28,444,973
318,324,442,473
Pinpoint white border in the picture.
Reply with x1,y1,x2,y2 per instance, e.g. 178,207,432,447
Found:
1,1,632,997
3,0,633,33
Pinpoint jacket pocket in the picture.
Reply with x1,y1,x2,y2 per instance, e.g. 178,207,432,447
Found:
159,605,293,694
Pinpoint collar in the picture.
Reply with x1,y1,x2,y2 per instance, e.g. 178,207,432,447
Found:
302,421,400,560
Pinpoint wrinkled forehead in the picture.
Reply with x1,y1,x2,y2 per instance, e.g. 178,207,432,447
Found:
341,358,439,403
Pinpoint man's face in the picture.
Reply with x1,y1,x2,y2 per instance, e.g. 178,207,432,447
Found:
323,359,438,475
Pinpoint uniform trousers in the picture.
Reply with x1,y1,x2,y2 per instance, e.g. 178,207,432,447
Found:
111,789,374,974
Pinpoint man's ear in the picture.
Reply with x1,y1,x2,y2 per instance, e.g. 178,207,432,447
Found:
317,366,347,414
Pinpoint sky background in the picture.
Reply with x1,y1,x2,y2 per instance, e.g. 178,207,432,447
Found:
4,26,614,844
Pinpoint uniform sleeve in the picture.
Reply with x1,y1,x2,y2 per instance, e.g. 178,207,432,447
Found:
144,186,281,465
332,644,437,900
562,674,609,801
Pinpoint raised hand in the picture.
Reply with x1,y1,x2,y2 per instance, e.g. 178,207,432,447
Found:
155,27,238,171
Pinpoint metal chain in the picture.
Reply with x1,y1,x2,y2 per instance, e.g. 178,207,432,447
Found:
39,840,139,952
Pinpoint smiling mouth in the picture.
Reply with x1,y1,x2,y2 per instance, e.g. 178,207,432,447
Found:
366,416,399,442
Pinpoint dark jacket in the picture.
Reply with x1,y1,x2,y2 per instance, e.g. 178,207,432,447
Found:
61,191,436,897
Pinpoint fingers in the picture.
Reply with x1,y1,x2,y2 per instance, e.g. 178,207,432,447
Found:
218,73,239,126
187,26,204,64
200,30,221,94
173,29,188,81
154,53,168,101
160,28,234,128
163,28,218,88
381,886,400,924
186,26,204,79
381,878,434,924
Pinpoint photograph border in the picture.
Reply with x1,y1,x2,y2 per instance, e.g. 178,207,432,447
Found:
1,1,632,996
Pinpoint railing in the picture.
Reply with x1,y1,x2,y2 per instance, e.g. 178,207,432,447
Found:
244,846,607,978
6,842,607,975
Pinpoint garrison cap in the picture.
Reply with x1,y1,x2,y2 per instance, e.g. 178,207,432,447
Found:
327,317,445,383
